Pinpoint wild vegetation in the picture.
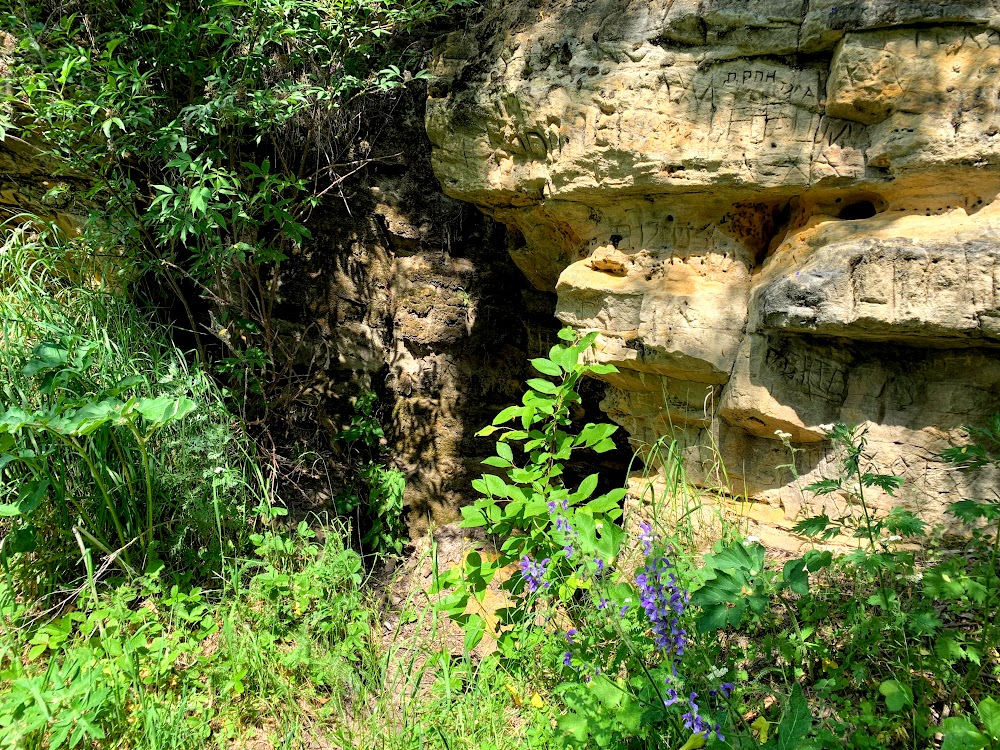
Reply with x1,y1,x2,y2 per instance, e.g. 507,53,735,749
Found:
1,1,1000,749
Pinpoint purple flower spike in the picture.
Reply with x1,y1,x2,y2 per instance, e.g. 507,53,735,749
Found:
637,555,689,660
519,555,550,593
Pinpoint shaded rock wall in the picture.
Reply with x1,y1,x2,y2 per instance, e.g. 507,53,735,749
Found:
269,89,560,535
426,0,1000,523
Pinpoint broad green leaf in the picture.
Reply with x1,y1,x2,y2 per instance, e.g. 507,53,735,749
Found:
496,442,514,463
530,357,562,376
436,590,469,618
135,396,196,428
978,697,1000,740
781,558,809,596
106,374,145,396
585,490,625,514
803,549,833,572
481,473,509,498
696,599,744,631
941,717,989,750
572,473,599,503
23,341,69,376
771,684,811,750
526,378,558,395
586,363,618,375
0,407,33,433
576,423,618,448
0,480,49,517
0,503,21,518
878,680,913,712
589,674,622,708
574,514,597,550
548,345,576,371
67,400,121,435
2,525,37,557
459,505,487,528
492,405,521,425
677,734,707,750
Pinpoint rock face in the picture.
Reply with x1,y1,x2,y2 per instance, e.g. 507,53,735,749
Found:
426,0,1000,524
266,88,567,535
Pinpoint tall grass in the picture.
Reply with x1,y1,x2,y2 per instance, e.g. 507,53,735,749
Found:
0,216,254,598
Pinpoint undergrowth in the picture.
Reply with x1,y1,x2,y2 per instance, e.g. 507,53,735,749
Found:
0,216,527,749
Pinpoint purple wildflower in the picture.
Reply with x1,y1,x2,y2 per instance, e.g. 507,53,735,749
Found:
556,517,571,532
709,682,735,699
639,521,657,555
562,651,572,667
565,628,577,643
598,597,608,610
563,544,574,556
619,604,629,617
519,555,550,594
547,500,557,513
636,555,689,664
681,693,725,741
594,558,606,576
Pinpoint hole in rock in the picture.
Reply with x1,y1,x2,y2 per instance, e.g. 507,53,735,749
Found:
839,200,877,220
610,234,623,248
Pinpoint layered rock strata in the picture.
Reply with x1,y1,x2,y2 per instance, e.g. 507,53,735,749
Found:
427,0,1000,523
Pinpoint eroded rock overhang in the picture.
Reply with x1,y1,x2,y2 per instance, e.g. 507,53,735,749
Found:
425,0,1000,522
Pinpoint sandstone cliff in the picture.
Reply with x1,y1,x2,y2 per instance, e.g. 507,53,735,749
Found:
426,0,1000,523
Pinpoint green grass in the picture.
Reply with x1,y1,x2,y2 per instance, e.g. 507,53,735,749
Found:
0,523,537,750
0,215,256,590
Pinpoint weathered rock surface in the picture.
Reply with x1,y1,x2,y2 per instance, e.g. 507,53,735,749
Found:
427,0,1000,525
